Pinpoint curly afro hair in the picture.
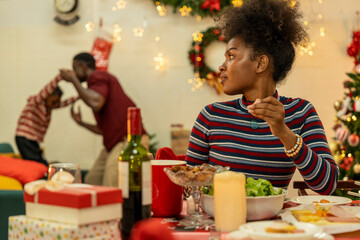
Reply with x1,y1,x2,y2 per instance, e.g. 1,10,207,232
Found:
216,0,308,83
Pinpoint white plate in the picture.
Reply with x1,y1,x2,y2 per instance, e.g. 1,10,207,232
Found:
290,195,352,206
239,221,323,240
226,230,334,240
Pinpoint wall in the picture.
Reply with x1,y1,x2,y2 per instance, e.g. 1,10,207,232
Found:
0,0,359,170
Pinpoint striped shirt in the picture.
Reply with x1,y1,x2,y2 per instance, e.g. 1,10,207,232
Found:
15,75,78,142
186,91,339,195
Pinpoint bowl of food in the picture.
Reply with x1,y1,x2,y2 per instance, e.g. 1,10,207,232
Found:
200,185,214,217
164,164,229,187
200,177,287,221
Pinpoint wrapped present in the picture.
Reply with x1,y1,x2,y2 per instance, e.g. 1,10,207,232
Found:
24,184,123,225
8,215,120,240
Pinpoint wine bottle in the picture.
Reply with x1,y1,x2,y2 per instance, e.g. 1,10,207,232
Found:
119,107,151,239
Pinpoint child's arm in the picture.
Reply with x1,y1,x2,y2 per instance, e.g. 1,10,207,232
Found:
32,75,62,105
59,96,79,108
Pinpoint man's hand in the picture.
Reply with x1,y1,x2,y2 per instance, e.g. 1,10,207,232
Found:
60,69,77,83
71,104,82,125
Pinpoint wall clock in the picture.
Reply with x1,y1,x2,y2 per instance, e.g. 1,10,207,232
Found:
54,0,80,26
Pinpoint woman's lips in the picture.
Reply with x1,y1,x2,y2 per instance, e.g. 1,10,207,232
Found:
220,77,227,84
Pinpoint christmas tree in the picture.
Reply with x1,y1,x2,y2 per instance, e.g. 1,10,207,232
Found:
331,26,360,182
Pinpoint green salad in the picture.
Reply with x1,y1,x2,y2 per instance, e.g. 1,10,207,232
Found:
202,177,283,197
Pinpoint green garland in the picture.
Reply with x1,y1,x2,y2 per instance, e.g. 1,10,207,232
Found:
152,0,234,18
188,27,225,94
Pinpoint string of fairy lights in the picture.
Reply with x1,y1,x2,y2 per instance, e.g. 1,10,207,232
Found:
84,0,328,92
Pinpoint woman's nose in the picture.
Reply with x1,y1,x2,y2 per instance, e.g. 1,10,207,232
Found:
219,62,225,72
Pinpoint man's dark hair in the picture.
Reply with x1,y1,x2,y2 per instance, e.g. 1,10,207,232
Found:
216,0,308,83
52,86,63,97
73,52,96,70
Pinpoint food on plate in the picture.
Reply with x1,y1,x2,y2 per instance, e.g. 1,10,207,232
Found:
201,177,283,197
265,221,305,234
292,204,337,225
292,204,330,222
312,199,331,203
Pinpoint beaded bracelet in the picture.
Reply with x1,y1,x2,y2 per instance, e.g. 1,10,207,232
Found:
285,134,303,158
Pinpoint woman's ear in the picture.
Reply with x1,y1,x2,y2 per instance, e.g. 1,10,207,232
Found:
256,55,269,73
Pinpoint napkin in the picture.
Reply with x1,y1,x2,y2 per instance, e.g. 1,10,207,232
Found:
155,147,186,160
130,219,175,240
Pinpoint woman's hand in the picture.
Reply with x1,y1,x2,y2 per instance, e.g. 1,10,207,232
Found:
247,96,287,138
71,104,82,126
247,96,298,151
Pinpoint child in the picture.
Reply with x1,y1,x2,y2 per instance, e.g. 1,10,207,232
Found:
15,75,78,166
185,0,339,195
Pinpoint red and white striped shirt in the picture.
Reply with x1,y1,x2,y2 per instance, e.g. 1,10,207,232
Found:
15,75,78,142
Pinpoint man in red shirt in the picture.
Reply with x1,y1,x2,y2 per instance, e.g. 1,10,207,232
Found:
60,52,148,187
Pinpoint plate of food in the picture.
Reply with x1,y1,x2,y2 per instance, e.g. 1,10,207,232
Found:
238,220,324,240
290,195,352,206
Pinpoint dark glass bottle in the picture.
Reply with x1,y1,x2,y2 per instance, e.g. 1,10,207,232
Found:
119,107,151,240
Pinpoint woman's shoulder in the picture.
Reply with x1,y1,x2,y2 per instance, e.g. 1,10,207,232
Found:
280,95,314,109
203,99,239,111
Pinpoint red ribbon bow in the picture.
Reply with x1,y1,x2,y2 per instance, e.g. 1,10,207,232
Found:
201,0,221,12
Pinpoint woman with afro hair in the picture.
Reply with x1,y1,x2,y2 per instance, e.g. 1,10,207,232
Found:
186,0,339,195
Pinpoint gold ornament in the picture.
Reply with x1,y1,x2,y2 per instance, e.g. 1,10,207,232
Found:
329,141,340,154
353,163,360,174
333,153,342,165
334,100,342,111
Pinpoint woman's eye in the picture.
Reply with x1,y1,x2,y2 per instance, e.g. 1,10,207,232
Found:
228,54,234,59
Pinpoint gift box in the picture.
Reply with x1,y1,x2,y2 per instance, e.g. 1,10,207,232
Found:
24,184,123,225
8,215,120,240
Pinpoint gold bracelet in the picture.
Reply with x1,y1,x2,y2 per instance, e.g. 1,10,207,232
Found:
285,134,301,154
285,134,303,157
287,138,303,158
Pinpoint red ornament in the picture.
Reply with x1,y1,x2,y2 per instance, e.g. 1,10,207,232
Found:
335,126,350,143
201,0,221,12
214,29,220,35
340,156,354,171
348,133,360,147
353,100,360,112
194,45,202,52
347,31,360,64
218,35,225,41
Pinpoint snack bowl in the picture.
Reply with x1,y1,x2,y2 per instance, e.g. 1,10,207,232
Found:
164,164,229,187
200,188,287,221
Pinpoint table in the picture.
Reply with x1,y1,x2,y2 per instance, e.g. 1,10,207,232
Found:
166,200,360,240
171,230,360,240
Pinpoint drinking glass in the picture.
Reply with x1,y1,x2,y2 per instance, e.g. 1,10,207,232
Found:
48,163,82,183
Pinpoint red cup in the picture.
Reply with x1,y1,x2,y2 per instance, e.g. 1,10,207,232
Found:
151,160,186,217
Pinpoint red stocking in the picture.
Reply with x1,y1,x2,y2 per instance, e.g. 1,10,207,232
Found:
90,30,113,71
